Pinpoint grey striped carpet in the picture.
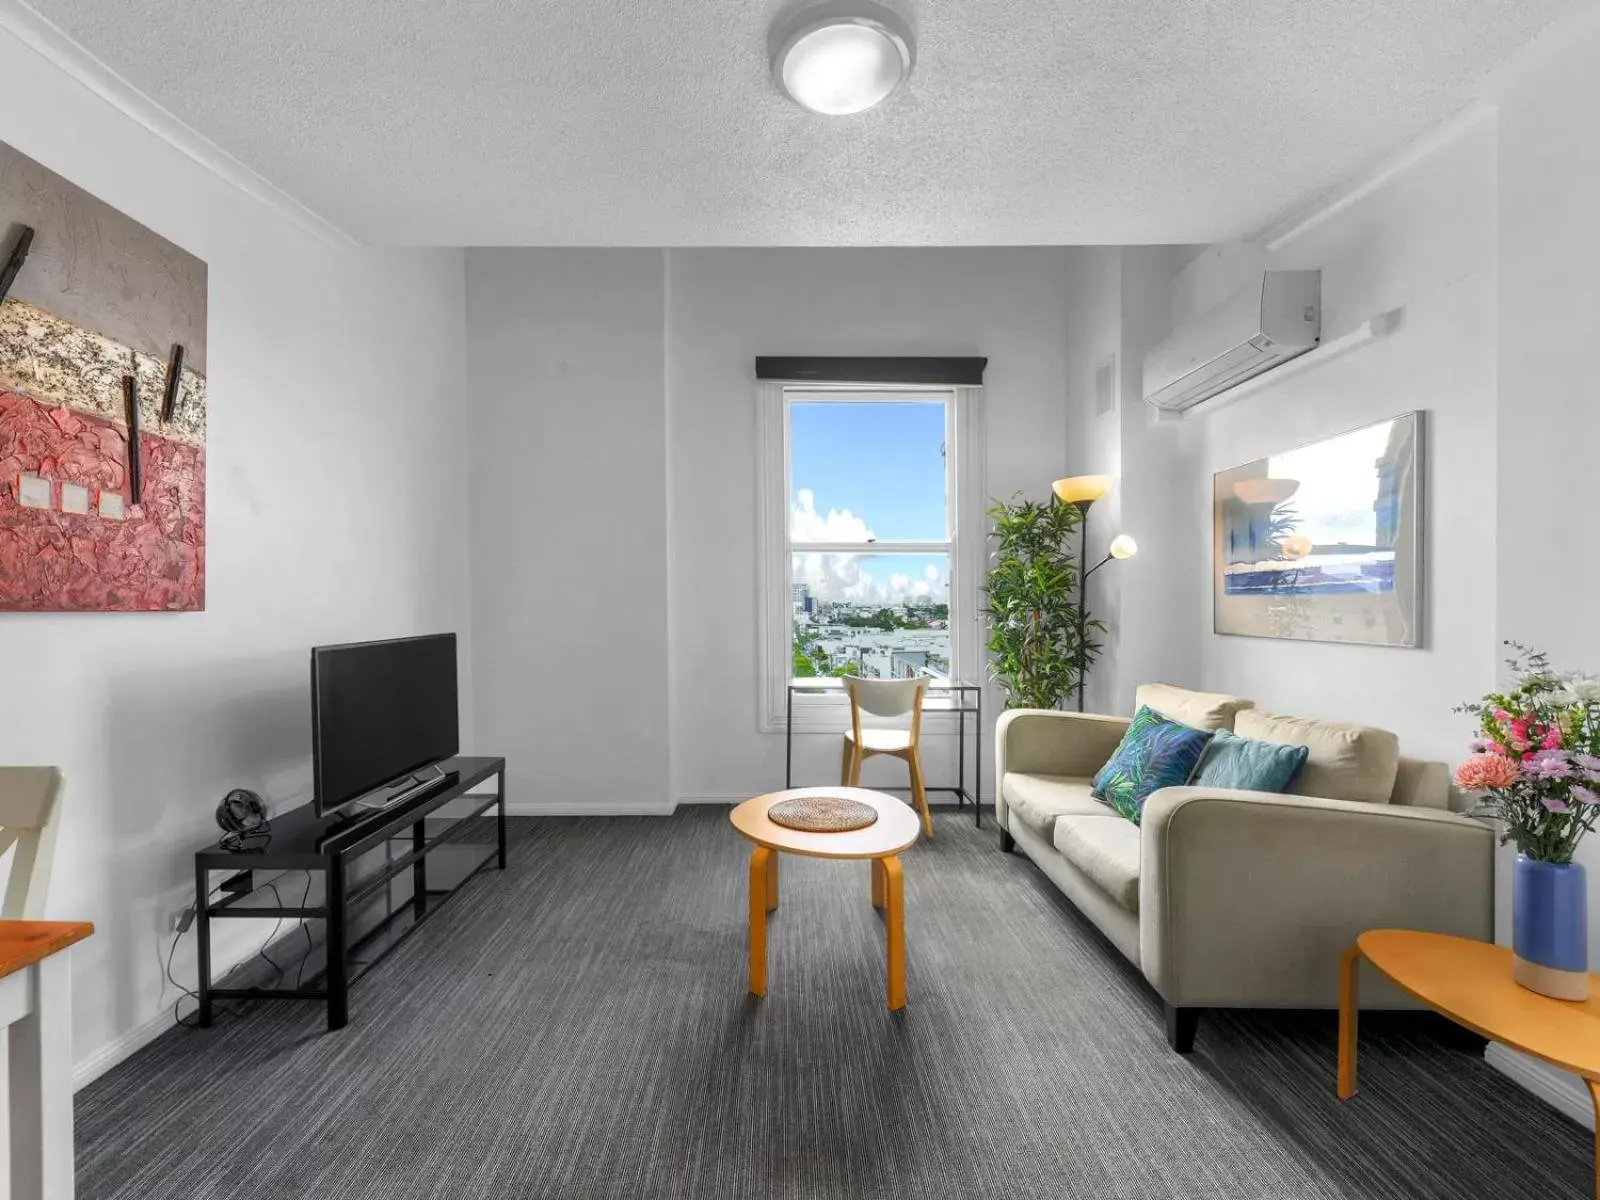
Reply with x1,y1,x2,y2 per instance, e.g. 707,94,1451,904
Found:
78,807,1593,1199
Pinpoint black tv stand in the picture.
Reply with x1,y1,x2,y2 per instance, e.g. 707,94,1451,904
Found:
193,756,506,1030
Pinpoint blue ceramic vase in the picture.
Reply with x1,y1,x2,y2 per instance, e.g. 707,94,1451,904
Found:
1513,854,1589,1000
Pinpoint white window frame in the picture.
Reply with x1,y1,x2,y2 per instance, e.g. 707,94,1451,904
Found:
756,381,986,733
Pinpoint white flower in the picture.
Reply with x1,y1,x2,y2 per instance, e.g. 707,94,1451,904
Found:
1549,688,1580,706
1573,679,1600,704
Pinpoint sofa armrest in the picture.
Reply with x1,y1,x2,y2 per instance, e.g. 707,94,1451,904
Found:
1138,786,1494,1008
994,709,1130,829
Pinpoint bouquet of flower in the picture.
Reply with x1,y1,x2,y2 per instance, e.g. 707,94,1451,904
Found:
1454,643,1600,863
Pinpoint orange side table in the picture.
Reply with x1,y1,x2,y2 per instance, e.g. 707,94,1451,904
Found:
1340,930,1600,1195
730,787,920,1010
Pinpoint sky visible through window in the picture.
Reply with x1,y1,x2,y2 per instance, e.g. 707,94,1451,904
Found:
789,401,948,604
789,400,951,680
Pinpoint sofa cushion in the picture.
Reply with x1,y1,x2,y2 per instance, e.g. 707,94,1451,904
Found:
1002,774,1104,839
1053,816,1142,912
1091,706,1213,823
1235,710,1401,805
1191,728,1310,793
1135,683,1254,732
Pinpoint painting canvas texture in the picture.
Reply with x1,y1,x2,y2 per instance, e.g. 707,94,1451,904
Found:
0,140,207,612
1213,412,1422,647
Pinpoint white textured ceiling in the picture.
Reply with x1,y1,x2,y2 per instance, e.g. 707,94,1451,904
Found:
21,0,1587,246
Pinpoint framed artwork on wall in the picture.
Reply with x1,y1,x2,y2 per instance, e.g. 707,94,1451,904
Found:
1213,411,1424,647
0,138,207,612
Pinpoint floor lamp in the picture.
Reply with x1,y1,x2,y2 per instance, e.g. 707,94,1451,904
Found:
1051,475,1138,712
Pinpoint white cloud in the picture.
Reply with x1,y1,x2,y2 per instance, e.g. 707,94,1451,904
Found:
791,488,874,543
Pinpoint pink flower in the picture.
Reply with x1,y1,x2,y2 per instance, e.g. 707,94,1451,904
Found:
1527,750,1575,780
1495,709,1512,723
1574,786,1600,806
1544,728,1565,750
1454,753,1522,791
1511,718,1530,742
1489,742,1510,757
1543,796,1572,813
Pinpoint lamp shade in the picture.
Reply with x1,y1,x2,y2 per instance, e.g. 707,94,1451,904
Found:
1052,474,1114,505
1108,534,1138,560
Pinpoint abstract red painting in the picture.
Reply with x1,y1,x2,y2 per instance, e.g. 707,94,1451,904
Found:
0,139,207,611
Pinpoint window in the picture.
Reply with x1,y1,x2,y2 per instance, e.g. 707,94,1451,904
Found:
758,383,984,731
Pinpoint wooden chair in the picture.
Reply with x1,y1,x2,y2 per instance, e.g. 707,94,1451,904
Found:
840,677,934,838
0,768,64,918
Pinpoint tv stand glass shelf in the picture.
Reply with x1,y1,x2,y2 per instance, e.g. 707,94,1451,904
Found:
193,756,506,1030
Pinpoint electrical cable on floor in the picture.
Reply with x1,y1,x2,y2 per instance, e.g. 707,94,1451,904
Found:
165,871,315,1028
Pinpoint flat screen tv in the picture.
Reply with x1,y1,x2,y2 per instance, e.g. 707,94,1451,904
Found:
311,633,459,816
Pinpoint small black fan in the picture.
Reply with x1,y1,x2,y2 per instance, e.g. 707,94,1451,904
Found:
215,788,270,851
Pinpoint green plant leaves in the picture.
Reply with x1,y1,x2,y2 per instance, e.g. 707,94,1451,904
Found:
981,494,1100,709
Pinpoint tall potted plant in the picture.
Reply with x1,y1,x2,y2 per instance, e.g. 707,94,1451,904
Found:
982,495,1101,709
1454,642,1600,1000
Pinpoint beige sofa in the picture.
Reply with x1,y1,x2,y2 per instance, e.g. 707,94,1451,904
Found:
994,684,1493,1052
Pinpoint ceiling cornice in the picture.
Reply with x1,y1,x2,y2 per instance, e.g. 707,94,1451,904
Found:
0,0,358,249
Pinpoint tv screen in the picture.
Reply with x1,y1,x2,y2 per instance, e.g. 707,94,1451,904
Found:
311,633,459,815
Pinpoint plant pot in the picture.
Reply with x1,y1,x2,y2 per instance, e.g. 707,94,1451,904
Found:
1512,854,1589,1001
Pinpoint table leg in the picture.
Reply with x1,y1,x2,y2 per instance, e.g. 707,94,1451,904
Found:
883,855,905,1011
9,953,73,1200
1338,944,1361,1100
974,688,983,829
1588,1079,1600,1200
766,851,779,912
871,858,886,909
749,846,771,997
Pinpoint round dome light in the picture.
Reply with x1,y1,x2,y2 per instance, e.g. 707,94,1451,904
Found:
772,5,914,116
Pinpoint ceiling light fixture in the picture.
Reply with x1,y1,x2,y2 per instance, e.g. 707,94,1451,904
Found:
770,1,915,116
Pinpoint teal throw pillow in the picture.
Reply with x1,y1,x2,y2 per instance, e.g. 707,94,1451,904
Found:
1091,705,1213,824
1191,728,1309,793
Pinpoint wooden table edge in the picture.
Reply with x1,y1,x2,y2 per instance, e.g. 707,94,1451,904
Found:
0,920,94,981
1352,932,1600,1083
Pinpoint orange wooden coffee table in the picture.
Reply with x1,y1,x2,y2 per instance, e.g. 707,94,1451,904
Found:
1341,929,1600,1194
730,787,920,1010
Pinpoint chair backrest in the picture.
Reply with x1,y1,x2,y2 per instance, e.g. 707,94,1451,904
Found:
0,767,63,919
842,676,931,719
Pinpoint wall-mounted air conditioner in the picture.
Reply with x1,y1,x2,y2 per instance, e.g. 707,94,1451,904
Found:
1143,270,1321,413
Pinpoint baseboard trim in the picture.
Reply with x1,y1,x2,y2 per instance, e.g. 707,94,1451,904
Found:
672,794,743,806
73,1008,172,1091
0,0,355,247
1485,1043,1593,1128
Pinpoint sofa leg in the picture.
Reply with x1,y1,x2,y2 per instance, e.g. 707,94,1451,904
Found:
1165,1004,1199,1054
999,829,1015,854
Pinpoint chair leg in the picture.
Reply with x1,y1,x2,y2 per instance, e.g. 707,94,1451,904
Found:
840,738,854,786
1165,1003,1199,1054
999,828,1015,854
849,748,863,788
907,752,932,838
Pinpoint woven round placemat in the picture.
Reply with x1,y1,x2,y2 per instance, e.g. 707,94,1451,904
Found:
768,795,879,833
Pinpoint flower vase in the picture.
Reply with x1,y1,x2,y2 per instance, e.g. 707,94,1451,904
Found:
1513,854,1589,1001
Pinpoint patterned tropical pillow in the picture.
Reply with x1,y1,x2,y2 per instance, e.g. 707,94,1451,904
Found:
1091,705,1213,823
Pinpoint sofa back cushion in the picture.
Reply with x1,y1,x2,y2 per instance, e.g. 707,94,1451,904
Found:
1234,710,1400,805
1135,683,1253,732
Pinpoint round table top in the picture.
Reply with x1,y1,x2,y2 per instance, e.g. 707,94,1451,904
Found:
1358,929,1600,1080
730,787,920,860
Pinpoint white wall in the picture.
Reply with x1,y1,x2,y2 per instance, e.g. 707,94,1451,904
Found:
1183,116,1500,768
465,250,671,813
665,249,1072,802
464,248,1075,809
0,27,472,1078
